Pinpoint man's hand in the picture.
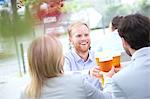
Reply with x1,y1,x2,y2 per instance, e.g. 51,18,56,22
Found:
89,66,103,78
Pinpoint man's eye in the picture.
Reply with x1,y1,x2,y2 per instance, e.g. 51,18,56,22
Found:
50,5,54,8
76,35,81,37
85,34,89,36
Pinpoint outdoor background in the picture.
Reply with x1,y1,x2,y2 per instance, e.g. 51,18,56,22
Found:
0,0,150,88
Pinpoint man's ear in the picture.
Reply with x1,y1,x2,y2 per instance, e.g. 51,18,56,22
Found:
69,37,71,42
69,34,74,41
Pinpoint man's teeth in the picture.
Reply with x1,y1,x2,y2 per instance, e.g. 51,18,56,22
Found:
81,43,87,45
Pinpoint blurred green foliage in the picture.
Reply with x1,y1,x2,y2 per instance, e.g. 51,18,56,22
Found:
102,4,132,27
0,0,34,58
102,0,150,27
0,9,33,39
62,0,92,13
137,0,150,16
0,49,15,60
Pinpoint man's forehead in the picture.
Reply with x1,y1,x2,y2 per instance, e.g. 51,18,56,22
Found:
72,27,89,35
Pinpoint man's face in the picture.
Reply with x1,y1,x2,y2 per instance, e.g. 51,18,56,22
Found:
70,25,91,53
122,38,132,56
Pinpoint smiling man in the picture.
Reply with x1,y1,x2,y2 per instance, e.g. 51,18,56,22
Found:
64,21,102,90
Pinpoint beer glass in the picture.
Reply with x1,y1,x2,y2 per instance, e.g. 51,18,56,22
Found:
112,52,121,68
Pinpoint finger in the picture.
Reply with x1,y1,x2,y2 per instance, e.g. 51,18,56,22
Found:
114,68,120,73
95,66,100,70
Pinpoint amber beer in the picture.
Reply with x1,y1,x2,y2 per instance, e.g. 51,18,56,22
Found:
99,57,113,72
112,53,121,68
95,57,100,65
95,52,101,66
95,53,112,87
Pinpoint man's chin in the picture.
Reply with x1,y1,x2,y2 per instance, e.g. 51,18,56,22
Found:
80,48,89,52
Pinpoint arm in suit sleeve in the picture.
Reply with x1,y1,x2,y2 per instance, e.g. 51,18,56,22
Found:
111,79,127,99
83,79,112,99
103,76,127,99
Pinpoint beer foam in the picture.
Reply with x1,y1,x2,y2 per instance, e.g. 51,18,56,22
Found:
100,56,112,62
112,52,121,57
95,51,108,58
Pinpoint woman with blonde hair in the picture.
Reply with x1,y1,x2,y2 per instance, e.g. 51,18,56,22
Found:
20,34,111,99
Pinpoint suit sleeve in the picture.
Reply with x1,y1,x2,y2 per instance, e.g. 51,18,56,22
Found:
83,79,112,99
103,76,127,99
111,79,127,99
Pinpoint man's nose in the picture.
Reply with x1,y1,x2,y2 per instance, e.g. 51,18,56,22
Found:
81,35,87,40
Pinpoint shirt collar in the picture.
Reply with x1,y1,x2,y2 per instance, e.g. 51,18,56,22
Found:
131,47,150,61
72,49,94,62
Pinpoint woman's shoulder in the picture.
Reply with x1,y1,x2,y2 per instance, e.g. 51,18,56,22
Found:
63,73,84,83
46,74,86,94
46,73,84,86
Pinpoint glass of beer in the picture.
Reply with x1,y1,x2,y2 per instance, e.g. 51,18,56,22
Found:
95,57,100,66
112,52,121,68
99,57,113,72
97,56,112,87
95,52,101,65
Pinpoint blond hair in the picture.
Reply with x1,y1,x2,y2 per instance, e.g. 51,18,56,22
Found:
67,21,89,37
26,35,64,99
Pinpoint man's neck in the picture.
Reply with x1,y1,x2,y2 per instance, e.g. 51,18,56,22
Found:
129,47,136,56
76,51,89,62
